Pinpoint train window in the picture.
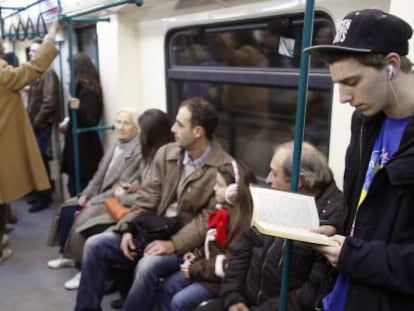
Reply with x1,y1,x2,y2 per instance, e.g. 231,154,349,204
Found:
166,12,334,178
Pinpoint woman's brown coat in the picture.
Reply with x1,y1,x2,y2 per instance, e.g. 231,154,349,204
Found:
0,41,57,203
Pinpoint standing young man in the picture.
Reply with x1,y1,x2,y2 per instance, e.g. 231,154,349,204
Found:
27,39,60,212
75,97,233,311
305,9,414,310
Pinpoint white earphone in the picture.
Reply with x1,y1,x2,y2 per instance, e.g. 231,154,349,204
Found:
387,64,394,80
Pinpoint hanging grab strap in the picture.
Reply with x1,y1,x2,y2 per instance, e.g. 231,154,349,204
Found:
36,13,47,37
26,17,36,40
16,18,26,41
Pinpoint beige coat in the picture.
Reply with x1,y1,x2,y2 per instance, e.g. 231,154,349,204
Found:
0,41,57,203
48,135,144,262
116,140,233,254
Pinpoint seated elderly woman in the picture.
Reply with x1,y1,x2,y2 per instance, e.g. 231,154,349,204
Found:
47,108,173,290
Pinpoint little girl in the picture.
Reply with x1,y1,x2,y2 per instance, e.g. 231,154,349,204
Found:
158,160,256,311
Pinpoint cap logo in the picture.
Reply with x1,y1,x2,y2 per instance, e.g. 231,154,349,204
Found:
333,18,352,43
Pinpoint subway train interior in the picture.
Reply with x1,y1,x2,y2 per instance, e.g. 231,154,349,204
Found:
0,0,412,310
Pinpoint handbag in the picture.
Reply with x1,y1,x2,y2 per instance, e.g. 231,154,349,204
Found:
104,197,130,221
130,213,183,257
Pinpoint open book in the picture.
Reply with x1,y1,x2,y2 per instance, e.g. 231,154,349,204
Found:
250,185,336,246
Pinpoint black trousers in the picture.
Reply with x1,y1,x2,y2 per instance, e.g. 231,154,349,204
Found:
0,203,8,257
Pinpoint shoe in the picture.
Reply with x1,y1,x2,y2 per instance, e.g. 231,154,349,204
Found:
27,198,38,205
2,234,9,247
104,279,117,295
28,202,49,213
64,272,81,290
7,207,18,224
48,256,76,269
0,248,13,264
4,223,14,233
110,298,124,310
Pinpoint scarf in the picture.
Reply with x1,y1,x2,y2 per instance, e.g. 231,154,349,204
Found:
207,204,230,247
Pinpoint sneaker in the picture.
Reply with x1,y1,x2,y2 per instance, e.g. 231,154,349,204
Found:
64,272,81,290
2,234,9,247
0,248,13,264
48,256,76,269
28,202,49,213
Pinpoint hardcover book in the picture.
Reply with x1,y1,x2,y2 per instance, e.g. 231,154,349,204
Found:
250,185,336,246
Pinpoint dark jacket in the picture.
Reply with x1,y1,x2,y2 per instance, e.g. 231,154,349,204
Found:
61,83,103,181
338,111,414,310
188,203,248,295
220,182,346,311
28,67,60,128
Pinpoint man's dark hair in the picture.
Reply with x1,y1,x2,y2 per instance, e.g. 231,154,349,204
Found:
323,53,413,73
181,97,218,140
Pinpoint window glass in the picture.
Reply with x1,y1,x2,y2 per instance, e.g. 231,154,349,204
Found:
170,82,330,177
169,15,334,69
166,12,334,179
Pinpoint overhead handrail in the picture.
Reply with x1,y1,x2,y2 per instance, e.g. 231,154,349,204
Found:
63,0,143,19
2,0,45,20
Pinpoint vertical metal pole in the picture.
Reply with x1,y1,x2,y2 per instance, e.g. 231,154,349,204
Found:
57,40,65,119
66,19,81,195
278,0,315,310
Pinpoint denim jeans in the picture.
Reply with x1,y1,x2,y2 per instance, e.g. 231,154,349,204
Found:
122,253,182,311
58,205,82,253
75,231,135,311
159,270,215,311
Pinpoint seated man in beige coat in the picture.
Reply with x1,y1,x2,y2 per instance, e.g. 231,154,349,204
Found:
75,97,233,311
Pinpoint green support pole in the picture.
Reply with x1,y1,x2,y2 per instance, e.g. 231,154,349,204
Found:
77,125,114,134
278,0,315,310
57,40,65,120
66,19,82,195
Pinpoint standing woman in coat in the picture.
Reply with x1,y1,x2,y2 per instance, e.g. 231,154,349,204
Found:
60,53,103,197
0,20,61,263
158,161,256,311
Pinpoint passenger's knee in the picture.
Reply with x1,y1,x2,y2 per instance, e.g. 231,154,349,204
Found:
170,294,188,311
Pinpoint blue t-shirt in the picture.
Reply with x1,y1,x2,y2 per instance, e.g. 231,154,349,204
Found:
322,116,409,311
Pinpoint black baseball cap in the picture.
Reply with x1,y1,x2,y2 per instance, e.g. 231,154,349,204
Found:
304,9,413,56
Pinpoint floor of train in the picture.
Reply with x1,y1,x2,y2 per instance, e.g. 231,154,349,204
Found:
0,198,118,311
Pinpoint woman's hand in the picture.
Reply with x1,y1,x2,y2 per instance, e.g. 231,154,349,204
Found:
69,98,80,110
78,195,88,207
114,187,126,198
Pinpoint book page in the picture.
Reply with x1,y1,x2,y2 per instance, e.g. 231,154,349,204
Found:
253,220,337,246
250,185,319,230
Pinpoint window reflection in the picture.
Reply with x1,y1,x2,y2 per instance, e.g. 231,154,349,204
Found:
173,82,330,177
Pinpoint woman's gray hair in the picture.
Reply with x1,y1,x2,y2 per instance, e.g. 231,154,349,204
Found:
116,106,140,129
276,141,333,190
